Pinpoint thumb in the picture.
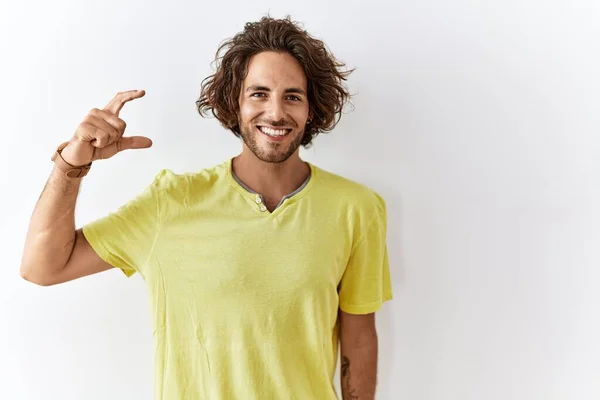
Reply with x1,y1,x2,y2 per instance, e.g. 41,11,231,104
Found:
118,136,153,151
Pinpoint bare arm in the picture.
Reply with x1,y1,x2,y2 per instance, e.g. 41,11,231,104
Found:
20,89,152,286
20,166,112,286
339,311,378,400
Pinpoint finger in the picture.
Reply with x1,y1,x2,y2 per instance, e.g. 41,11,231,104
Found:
96,136,152,159
103,89,145,117
92,109,127,136
118,136,153,151
85,114,119,141
90,129,110,148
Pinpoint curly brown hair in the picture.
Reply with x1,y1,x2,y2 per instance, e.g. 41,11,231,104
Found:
195,15,354,147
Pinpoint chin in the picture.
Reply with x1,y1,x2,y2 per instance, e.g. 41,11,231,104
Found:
241,130,301,164
240,123,305,164
253,147,296,164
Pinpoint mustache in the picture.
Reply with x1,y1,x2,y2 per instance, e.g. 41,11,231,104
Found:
255,119,297,128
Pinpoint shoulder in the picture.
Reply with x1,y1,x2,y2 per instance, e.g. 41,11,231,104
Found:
151,161,228,188
146,160,230,201
311,165,387,237
312,164,386,214
311,164,388,242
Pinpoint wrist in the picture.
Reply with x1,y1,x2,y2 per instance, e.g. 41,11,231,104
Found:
51,141,92,178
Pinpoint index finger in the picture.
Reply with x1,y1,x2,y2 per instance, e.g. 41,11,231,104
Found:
104,89,146,116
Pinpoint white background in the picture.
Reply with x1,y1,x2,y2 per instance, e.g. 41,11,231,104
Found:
1,0,598,399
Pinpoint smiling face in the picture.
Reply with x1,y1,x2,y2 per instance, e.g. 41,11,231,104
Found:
238,51,310,163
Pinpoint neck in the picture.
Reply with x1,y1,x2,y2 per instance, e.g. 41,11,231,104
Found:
232,147,310,201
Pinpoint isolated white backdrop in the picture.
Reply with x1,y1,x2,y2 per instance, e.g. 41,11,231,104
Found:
1,0,599,399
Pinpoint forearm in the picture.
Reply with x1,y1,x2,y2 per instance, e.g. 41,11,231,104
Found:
21,166,82,281
340,333,378,399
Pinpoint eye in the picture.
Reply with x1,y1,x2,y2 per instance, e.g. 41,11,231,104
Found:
286,95,301,101
251,92,266,98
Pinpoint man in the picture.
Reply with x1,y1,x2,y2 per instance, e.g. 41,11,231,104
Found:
21,16,392,400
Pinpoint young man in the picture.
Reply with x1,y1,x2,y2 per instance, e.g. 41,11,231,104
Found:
21,16,393,400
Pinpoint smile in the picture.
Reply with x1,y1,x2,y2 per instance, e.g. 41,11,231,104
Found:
257,126,292,138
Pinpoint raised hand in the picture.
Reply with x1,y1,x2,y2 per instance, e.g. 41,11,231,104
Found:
59,90,152,166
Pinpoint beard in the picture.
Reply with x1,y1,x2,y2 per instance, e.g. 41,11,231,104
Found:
239,119,305,164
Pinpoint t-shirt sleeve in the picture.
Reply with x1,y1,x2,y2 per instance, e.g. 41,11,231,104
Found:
338,194,393,314
81,170,166,279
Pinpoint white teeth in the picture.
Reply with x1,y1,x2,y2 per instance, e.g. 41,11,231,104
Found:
259,126,289,137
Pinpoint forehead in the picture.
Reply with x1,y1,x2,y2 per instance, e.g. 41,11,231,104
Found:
243,51,307,90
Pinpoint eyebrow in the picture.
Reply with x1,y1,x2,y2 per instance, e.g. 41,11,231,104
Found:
246,85,306,96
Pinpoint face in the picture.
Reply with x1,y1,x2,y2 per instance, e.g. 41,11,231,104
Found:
238,51,310,163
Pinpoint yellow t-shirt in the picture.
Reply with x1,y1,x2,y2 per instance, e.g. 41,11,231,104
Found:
82,158,393,399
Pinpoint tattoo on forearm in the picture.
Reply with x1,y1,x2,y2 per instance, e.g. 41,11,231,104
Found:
341,356,359,399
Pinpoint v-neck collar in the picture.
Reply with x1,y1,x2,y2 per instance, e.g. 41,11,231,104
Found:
225,158,316,216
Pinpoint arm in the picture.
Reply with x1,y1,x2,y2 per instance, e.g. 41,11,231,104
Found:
20,90,151,286
339,310,378,400
19,167,112,286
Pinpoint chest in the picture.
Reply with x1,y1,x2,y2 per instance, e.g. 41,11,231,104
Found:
147,212,353,303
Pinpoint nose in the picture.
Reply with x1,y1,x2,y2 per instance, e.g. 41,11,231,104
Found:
266,97,285,122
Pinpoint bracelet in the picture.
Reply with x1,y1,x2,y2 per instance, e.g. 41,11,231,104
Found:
50,141,92,178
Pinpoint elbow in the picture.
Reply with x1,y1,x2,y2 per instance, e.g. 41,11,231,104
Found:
20,265,55,287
